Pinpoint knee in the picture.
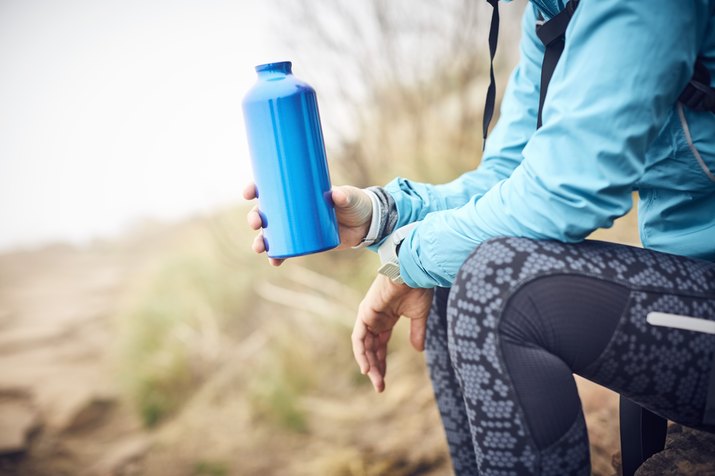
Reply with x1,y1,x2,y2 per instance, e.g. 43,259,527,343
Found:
451,237,575,301
449,237,529,312
445,238,520,360
445,237,570,358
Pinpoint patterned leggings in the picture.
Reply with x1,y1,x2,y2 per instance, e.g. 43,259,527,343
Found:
425,238,715,475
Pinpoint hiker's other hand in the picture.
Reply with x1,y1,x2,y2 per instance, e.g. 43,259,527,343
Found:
352,274,434,393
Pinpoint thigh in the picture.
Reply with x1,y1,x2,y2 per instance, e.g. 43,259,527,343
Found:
456,237,715,430
580,287,715,430
497,274,632,448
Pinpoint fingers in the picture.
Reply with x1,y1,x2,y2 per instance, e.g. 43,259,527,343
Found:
376,330,391,378
243,182,285,267
352,312,389,393
367,367,384,392
352,318,370,375
242,182,257,200
247,205,262,230
367,330,392,392
251,232,266,254
251,233,284,264
365,333,384,392
353,319,391,393
409,318,427,352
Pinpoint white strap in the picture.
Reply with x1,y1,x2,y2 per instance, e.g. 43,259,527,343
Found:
647,311,715,335
377,221,419,264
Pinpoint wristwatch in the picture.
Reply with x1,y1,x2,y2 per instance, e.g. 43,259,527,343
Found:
377,222,419,285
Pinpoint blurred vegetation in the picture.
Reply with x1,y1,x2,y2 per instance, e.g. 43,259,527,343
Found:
278,0,526,187
193,460,229,476
117,244,254,427
113,0,638,474
116,209,453,474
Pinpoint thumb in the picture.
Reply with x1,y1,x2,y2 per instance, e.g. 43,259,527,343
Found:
409,318,426,352
332,185,369,211
331,186,372,225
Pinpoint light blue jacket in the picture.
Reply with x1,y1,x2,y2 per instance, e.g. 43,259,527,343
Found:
381,0,715,288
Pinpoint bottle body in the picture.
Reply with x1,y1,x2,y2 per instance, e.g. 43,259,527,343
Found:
242,61,339,259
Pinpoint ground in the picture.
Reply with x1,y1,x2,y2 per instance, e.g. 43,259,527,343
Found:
0,218,712,475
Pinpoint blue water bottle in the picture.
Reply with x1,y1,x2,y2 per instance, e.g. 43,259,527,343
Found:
242,61,340,258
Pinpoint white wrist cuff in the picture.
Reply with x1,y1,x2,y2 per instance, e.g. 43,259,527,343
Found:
352,189,381,249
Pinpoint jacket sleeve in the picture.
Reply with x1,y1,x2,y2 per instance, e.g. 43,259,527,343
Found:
399,0,707,288
380,5,544,228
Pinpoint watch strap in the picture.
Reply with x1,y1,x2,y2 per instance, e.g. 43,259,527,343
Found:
377,222,419,284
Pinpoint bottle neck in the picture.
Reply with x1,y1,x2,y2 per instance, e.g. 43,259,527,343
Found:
256,61,292,80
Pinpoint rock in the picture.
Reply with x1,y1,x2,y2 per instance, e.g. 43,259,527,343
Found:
636,424,715,475
60,396,116,434
32,375,116,432
0,397,40,455
85,435,151,475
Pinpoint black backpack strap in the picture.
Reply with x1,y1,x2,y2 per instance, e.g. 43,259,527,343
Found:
481,0,578,145
482,0,500,150
679,58,715,112
480,0,713,148
535,0,579,129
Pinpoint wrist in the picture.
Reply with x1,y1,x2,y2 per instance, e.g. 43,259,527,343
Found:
352,189,381,249
357,186,399,252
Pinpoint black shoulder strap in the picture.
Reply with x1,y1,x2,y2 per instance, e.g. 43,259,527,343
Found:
482,0,500,151
481,0,579,143
534,1,715,126
535,0,579,129
481,0,715,148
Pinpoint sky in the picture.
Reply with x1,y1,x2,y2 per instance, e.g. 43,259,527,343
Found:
0,0,292,250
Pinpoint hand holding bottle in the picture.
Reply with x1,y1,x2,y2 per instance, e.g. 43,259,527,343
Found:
243,183,373,265
243,61,341,259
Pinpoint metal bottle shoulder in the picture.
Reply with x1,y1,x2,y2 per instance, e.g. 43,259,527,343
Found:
242,74,315,107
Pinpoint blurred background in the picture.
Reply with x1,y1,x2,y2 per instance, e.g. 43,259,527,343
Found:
0,0,640,474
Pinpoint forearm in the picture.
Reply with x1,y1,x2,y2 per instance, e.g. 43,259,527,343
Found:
366,5,545,248
364,156,521,247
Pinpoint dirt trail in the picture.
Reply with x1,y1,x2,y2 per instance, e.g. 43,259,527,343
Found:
0,225,184,475
0,232,623,476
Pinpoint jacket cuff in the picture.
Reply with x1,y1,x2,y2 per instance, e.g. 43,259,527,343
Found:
396,226,449,289
365,185,399,252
